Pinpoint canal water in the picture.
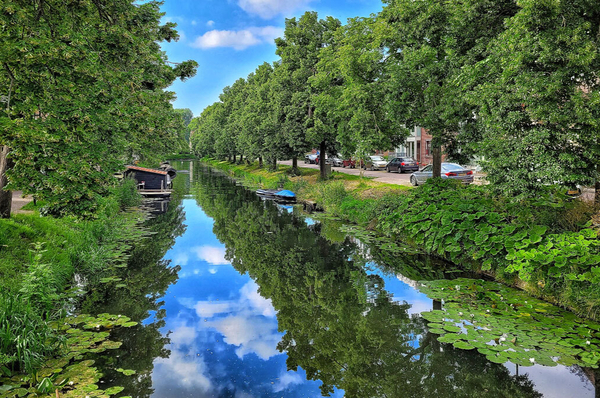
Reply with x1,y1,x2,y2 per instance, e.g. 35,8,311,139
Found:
84,161,600,398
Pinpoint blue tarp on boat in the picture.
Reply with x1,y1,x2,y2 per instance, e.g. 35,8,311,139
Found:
275,190,296,198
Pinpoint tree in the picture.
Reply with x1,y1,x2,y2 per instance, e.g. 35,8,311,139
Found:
378,0,518,178
0,0,197,217
312,16,406,166
174,108,194,149
275,12,341,178
464,0,600,198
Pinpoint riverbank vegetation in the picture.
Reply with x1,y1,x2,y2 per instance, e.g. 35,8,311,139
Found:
0,0,197,385
205,159,600,319
0,180,146,375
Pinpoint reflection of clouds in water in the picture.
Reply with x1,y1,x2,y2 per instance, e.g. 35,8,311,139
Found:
273,371,303,392
154,348,213,392
505,362,594,398
206,315,281,360
405,299,432,315
169,325,196,346
172,252,189,266
235,392,255,398
193,245,229,265
177,281,281,360
240,281,276,317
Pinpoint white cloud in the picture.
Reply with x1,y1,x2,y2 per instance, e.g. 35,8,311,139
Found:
273,371,303,392
169,325,197,346
173,252,189,266
195,301,234,318
192,20,198,26
154,350,212,391
240,281,276,317
206,20,214,27
191,26,283,50
238,0,315,19
206,315,281,360
192,245,229,265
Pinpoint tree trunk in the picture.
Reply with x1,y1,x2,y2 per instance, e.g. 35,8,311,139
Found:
595,178,600,205
0,145,12,218
292,156,298,173
432,145,442,179
239,154,243,164
319,141,326,180
232,154,236,163
272,158,277,171
258,156,263,168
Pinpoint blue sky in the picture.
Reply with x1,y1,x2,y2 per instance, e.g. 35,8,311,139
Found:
158,0,385,118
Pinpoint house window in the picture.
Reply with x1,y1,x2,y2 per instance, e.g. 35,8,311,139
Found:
425,140,431,156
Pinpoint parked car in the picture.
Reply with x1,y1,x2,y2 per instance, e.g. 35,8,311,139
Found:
410,163,474,186
304,154,318,164
386,157,419,173
315,154,331,165
342,158,356,168
362,155,388,171
330,156,344,167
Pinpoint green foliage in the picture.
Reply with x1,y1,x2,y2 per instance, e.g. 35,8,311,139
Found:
420,278,600,369
463,0,600,195
0,294,62,375
0,183,147,374
1,0,197,216
376,179,600,289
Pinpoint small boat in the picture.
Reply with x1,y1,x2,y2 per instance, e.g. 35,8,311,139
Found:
256,189,297,203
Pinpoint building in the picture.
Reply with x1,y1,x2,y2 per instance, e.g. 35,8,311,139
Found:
392,126,436,165
124,166,172,190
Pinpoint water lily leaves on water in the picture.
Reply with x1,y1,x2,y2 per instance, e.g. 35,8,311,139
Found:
116,368,136,376
437,333,464,343
486,353,508,364
429,328,446,335
453,341,475,350
419,277,600,368
104,386,125,395
443,324,462,333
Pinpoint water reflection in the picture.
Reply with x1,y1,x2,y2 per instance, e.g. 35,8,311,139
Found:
83,162,598,397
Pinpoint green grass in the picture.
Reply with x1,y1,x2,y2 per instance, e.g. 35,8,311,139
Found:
0,179,144,375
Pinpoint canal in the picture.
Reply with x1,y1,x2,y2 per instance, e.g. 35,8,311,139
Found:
83,161,600,398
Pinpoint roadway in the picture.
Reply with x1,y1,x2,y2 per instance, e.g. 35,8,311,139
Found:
278,160,414,186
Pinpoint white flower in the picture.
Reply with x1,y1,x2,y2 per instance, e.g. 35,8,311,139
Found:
455,285,461,291
499,337,506,342
470,314,475,317
587,341,591,345
486,310,490,313
458,312,463,316
529,358,535,363
69,381,74,386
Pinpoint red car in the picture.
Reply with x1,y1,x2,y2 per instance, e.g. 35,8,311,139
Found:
342,159,356,168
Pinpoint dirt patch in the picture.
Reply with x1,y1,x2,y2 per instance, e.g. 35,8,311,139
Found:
11,191,33,214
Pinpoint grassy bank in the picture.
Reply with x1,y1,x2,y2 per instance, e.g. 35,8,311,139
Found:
0,179,146,375
203,158,600,320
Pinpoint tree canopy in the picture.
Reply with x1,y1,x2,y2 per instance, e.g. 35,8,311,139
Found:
190,2,599,197
0,0,197,216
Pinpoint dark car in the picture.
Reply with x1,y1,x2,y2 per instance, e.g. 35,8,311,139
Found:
410,163,474,186
386,157,419,173
304,154,318,164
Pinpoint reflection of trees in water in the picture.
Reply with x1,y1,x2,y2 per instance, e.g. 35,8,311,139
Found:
193,165,542,398
79,186,186,398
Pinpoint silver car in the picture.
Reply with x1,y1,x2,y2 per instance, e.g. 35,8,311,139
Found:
410,163,474,186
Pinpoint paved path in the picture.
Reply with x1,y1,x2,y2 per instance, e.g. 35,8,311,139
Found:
11,191,33,214
278,160,414,186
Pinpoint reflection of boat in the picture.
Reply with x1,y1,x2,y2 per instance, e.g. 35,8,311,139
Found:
256,189,297,203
